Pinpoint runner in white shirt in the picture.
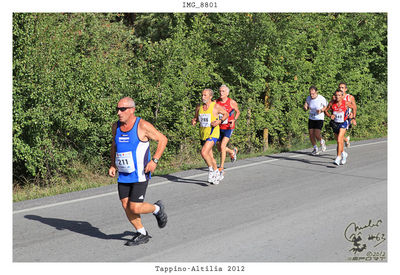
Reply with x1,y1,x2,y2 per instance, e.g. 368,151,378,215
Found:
304,86,328,155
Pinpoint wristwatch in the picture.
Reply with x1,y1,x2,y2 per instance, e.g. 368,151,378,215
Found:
152,158,159,164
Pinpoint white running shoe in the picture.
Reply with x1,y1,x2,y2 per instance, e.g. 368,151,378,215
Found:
231,147,238,163
211,170,220,185
341,151,348,165
218,168,224,181
208,168,214,183
311,147,319,155
334,156,341,166
321,139,326,152
345,136,351,148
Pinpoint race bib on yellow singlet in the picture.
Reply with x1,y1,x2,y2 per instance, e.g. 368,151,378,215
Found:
199,113,211,127
333,111,345,123
116,151,135,173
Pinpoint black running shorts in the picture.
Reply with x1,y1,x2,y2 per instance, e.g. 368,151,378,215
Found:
118,181,148,202
308,119,324,130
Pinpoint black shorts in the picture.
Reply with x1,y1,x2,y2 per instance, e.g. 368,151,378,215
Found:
329,120,350,134
118,181,148,202
308,119,324,130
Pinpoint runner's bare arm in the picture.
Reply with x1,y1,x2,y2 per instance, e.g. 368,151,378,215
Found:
304,101,309,111
192,105,200,126
211,104,228,127
348,97,357,125
324,101,334,120
346,100,356,112
231,99,240,120
140,120,168,173
109,122,118,177
230,99,240,127
350,95,357,117
218,103,229,121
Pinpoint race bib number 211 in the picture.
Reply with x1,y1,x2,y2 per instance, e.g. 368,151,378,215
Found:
116,151,135,173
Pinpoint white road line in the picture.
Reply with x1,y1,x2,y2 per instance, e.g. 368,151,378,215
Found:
13,139,387,214
13,193,117,214
225,139,386,172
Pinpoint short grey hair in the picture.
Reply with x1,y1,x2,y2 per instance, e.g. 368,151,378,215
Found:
119,97,136,108
203,88,214,97
219,85,230,93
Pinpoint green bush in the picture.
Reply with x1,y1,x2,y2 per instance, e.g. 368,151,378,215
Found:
13,13,134,183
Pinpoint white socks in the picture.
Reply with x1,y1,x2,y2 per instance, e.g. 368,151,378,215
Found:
153,204,160,214
137,227,147,235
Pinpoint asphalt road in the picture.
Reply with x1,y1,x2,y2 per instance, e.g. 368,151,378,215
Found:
13,138,387,262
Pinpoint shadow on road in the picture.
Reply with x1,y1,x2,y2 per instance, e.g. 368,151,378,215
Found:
24,215,133,241
266,151,337,168
281,150,335,159
158,174,209,187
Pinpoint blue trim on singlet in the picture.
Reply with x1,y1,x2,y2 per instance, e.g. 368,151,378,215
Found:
115,118,151,183
209,126,215,137
201,137,218,146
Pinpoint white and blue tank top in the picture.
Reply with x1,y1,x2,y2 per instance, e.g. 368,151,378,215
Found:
115,117,151,183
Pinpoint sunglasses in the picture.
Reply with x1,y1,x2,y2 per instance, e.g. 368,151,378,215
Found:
116,107,134,112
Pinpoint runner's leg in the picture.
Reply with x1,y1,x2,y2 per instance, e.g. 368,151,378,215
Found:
334,133,339,155
309,129,317,147
219,137,230,169
337,129,346,157
201,140,218,170
314,129,322,143
122,199,156,230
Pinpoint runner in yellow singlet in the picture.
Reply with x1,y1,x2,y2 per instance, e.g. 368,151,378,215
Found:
192,89,228,185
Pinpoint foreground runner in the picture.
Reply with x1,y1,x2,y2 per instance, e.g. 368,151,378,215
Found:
216,85,240,179
339,82,357,148
192,89,228,184
325,90,356,166
109,97,168,246
303,86,327,155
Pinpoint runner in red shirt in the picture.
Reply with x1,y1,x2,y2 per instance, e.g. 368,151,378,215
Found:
339,82,357,147
216,85,240,179
325,90,356,166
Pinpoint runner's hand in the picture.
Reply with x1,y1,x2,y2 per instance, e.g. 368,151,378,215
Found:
109,166,116,177
211,120,220,127
145,161,157,173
